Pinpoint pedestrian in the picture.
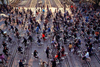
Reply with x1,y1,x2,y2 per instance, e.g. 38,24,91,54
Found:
36,26,39,34
51,39,55,48
40,14,44,21
19,60,24,67
33,50,39,58
43,9,45,13
46,47,50,58
2,41,7,47
87,47,92,56
63,35,67,44
25,28,29,35
18,46,23,54
40,61,47,67
28,35,33,42
37,37,41,46
56,50,60,60
16,31,19,39
42,33,46,41
0,29,4,35
4,19,8,27
22,37,27,47
0,54,6,63
3,47,9,57
57,43,60,50
51,58,56,67
56,34,60,42
7,35,12,43
10,25,14,31
73,45,77,54
15,27,18,33
9,15,11,24
47,26,51,35
61,46,65,56
69,43,72,51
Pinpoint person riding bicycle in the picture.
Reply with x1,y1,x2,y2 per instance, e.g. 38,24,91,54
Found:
22,37,27,47
37,37,41,46
34,50,39,58
19,60,24,67
51,58,56,67
3,47,9,57
0,29,4,35
18,46,23,54
28,35,33,42
0,54,6,64
46,47,50,58
2,41,7,47
7,35,12,43
61,46,65,56
82,51,91,61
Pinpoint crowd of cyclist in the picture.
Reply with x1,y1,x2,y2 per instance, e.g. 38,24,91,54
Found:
0,1,100,67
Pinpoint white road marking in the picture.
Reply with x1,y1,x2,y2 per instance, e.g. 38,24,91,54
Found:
18,1,27,5
30,0,37,7
54,0,63,8
48,0,51,7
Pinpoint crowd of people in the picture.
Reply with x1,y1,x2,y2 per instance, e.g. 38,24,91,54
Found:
0,4,13,13
0,1,100,67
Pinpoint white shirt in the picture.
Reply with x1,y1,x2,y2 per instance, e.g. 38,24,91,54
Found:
85,52,89,58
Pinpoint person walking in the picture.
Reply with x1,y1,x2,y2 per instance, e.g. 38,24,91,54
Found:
37,37,41,46
33,50,39,58
61,46,65,56
51,58,56,67
22,37,27,47
42,33,46,41
69,43,72,51
19,60,24,67
46,47,50,58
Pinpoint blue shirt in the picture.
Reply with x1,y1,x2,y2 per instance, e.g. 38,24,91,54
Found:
19,62,24,67
48,28,51,32
85,16,89,22
43,9,45,12
36,26,39,32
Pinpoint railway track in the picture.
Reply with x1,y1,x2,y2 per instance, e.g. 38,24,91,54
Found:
80,47,91,67
65,56,70,67
8,46,17,67
82,60,91,67
8,39,20,67
93,52,100,64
